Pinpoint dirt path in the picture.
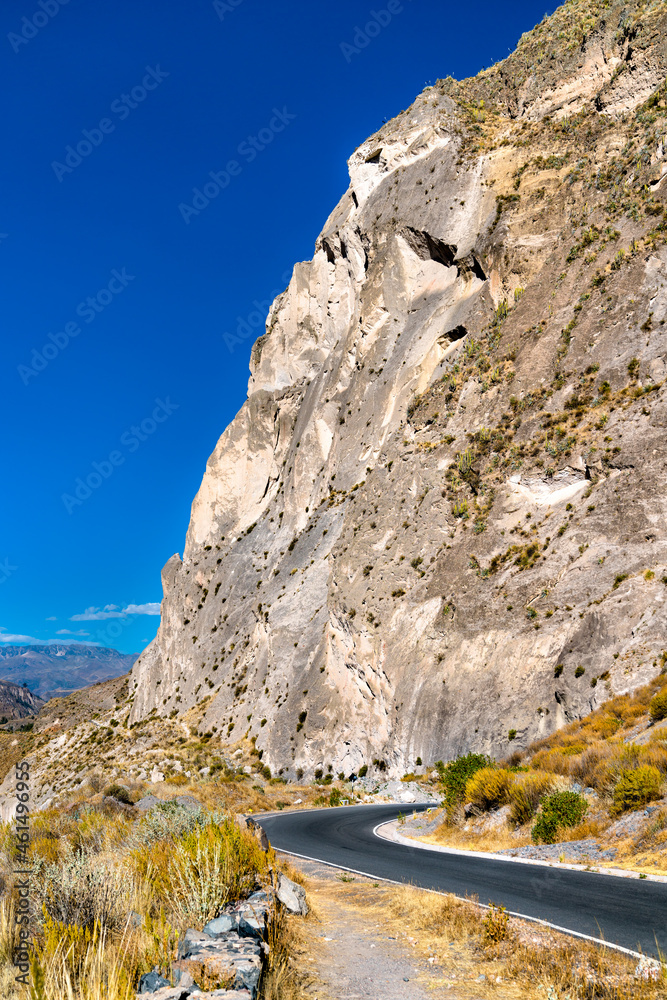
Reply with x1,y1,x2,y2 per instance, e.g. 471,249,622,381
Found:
286,857,478,1000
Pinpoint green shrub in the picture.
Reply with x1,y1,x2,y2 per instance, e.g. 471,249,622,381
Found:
328,788,342,807
465,767,513,811
358,764,368,778
574,665,585,678
532,791,587,844
32,849,127,930
612,766,662,816
650,690,667,723
135,801,203,845
508,772,553,826
104,783,133,805
436,753,491,813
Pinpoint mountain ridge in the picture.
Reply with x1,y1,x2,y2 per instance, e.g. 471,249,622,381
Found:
0,644,137,700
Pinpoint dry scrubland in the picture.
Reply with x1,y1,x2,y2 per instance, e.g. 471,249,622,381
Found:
3,674,667,997
0,683,327,1000
294,874,667,1000
411,669,667,874
0,800,274,999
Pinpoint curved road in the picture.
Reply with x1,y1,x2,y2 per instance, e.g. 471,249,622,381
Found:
259,803,667,959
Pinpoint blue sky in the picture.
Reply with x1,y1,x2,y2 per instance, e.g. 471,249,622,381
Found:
0,0,552,655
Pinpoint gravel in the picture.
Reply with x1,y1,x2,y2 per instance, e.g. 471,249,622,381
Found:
498,838,617,862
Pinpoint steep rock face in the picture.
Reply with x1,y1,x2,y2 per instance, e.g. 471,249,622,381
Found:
130,0,667,777
0,680,44,720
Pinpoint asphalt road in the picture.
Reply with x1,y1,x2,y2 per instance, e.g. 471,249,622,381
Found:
259,803,667,958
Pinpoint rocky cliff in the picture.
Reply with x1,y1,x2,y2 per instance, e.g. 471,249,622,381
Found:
130,0,667,778
0,680,44,721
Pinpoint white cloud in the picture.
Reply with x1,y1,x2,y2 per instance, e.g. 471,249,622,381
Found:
45,616,57,621
70,602,160,621
0,628,38,643
56,629,90,636
0,628,101,647
70,606,125,621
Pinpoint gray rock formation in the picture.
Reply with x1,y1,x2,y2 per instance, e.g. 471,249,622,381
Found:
130,0,667,778
0,679,44,720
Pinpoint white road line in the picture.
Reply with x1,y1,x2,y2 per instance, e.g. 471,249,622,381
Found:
269,840,655,966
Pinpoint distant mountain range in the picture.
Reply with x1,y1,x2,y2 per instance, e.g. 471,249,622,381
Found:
0,645,137,700
0,679,45,721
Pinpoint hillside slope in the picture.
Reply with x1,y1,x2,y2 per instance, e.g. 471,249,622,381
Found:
130,0,667,778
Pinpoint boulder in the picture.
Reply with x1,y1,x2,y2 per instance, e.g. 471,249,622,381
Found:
276,873,308,916
173,954,236,990
203,913,237,937
177,927,212,960
134,794,161,811
171,962,196,988
173,794,200,810
135,987,189,1000
204,913,239,938
137,970,170,993
245,816,269,851
233,957,262,994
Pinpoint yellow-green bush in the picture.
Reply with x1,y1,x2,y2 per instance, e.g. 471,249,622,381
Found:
611,765,662,816
465,767,514,811
508,771,553,826
133,816,269,925
532,791,588,844
649,688,667,723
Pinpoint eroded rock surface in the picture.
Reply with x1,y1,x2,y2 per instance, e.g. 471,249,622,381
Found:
130,0,667,777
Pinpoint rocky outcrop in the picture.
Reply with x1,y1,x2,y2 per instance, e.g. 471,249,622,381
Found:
0,679,44,720
137,891,271,999
130,0,667,777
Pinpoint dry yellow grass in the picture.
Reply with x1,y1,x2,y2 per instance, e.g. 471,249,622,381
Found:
290,867,666,1000
0,789,278,999
422,822,528,853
